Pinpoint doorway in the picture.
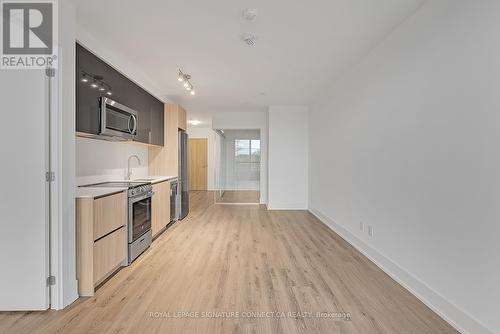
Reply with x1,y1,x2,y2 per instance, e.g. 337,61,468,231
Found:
188,138,208,190
214,129,261,204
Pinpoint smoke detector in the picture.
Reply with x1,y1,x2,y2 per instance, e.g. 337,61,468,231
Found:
242,8,258,21
241,33,257,46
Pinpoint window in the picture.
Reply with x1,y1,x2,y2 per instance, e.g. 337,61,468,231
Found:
234,139,260,184
235,139,260,163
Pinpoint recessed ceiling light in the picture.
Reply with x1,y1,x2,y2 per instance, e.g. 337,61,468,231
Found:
188,119,201,126
242,8,258,21
190,90,195,96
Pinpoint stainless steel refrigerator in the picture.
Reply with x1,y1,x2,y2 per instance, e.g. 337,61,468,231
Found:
178,130,189,219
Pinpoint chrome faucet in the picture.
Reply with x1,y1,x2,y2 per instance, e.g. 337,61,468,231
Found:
126,155,141,180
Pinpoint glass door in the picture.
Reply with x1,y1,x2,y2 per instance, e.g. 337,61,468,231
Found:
214,129,260,204
131,197,151,241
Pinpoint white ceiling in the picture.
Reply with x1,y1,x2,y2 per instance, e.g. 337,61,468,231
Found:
76,0,425,126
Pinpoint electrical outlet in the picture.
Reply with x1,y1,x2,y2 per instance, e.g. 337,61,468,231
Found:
368,225,374,237
359,222,364,232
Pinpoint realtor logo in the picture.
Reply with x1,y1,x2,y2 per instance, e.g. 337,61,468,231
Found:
1,0,57,69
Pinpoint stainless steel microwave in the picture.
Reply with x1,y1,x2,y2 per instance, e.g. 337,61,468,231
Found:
99,97,138,140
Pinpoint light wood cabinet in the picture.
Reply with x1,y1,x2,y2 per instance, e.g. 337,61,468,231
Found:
93,193,127,240
151,181,171,237
76,191,127,296
149,104,188,176
93,226,126,284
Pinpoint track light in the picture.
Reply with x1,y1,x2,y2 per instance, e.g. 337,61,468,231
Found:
82,71,113,95
177,69,196,96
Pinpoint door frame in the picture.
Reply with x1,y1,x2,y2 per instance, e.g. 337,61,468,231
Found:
49,47,78,310
48,64,61,309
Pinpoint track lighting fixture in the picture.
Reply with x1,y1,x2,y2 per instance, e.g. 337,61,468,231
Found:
178,69,196,96
80,71,113,96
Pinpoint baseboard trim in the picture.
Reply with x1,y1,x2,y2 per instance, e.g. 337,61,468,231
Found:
309,207,495,334
267,203,308,210
268,207,308,210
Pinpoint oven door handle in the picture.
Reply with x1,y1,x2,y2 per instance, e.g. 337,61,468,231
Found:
129,192,152,202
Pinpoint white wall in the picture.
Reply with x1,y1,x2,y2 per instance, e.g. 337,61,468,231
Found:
309,1,499,334
187,127,217,190
212,112,268,204
268,106,308,210
76,137,149,185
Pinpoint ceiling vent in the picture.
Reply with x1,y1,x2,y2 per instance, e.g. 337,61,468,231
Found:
242,8,258,21
241,33,257,46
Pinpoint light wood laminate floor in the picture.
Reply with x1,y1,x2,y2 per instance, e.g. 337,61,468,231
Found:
0,191,458,334
217,190,260,204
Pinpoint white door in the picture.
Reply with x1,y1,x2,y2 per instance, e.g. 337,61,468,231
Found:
0,69,50,310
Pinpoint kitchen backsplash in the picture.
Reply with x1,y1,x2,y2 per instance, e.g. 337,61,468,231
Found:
76,137,149,186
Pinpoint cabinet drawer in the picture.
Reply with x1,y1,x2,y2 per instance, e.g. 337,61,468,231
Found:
93,226,126,284
93,192,127,240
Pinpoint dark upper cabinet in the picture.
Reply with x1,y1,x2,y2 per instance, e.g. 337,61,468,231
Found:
76,43,164,146
150,100,164,146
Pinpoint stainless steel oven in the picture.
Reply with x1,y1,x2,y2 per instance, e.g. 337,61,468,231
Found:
128,184,153,263
100,97,138,140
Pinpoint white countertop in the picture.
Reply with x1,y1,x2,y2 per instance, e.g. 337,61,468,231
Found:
133,176,177,184
76,187,127,199
76,176,177,199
